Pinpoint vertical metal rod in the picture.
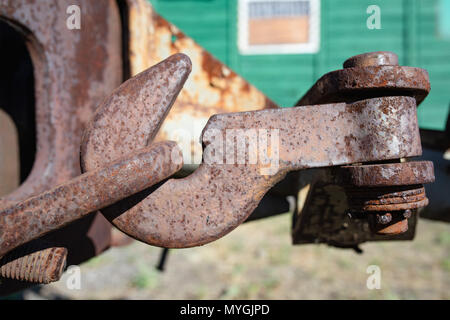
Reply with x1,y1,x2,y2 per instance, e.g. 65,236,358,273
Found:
156,248,170,272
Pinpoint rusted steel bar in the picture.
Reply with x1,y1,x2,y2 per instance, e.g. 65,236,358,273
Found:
0,141,182,258
82,93,422,248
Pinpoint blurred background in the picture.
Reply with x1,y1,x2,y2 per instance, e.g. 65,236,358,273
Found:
2,0,449,299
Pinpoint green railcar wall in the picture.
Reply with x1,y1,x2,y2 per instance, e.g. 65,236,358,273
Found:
149,0,450,130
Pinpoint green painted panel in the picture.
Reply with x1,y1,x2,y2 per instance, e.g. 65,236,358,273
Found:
150,0,449,130
416,0,450,129
438,0,450,37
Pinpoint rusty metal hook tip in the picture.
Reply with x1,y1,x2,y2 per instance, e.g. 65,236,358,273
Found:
81,53,192,171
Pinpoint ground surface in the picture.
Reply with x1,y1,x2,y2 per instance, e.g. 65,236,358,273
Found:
14,214,450,299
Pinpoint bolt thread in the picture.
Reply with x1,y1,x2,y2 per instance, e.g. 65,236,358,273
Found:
0,241,67,284
345,184,427,212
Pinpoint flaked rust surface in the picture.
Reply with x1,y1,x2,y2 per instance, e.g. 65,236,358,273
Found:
80,54,193,247
339,161,434,235
0,141,182,257
204,96,421,168
297,65,430,106
368,213,410,235
348,186,427,205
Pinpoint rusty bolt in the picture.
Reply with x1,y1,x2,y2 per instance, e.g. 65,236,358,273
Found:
368,211,410,235
343,51,399,68
0,240,67,284
338,162,434,236
403,209,412,219
376,213,392,225
296,51,433,239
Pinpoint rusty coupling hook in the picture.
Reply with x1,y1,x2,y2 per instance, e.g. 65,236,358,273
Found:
0,51,435,284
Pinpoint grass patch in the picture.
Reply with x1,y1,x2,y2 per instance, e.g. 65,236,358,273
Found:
435,232,450,246
441,258,450,272
220,284,241,299
131,264,160,290
268,245,291,265
84,255,111,268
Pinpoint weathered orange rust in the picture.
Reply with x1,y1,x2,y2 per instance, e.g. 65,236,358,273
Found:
0,50,190,287
291,169,419,248
0,0,278,288
368,214,409,235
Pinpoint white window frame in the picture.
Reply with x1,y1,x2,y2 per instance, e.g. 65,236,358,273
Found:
238,0,320,55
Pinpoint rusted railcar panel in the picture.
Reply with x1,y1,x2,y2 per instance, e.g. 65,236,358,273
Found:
0,0,122,290
0,0,122,202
